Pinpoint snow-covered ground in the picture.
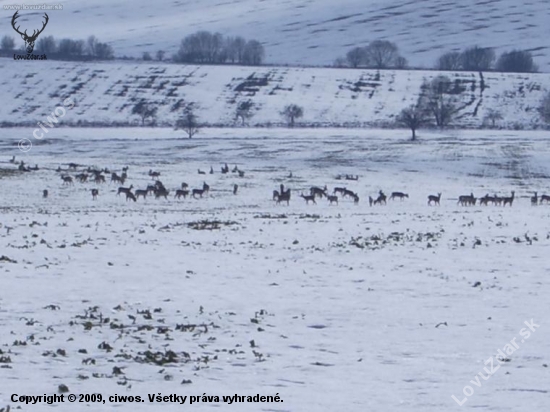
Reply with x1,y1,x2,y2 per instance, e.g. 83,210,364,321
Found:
1,0,549,70
0,127,549,411
1,60,549,128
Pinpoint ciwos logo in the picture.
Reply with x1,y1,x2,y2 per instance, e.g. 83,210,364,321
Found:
11,11,49,60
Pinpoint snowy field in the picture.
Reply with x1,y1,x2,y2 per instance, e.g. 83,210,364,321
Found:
0,127,549,411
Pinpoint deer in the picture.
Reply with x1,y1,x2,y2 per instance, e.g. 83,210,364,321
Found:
333,187,347,196
202,182,210,194
221,163,229,174
198,169,205,175
457,193,475,206
126,191,137,202
61,175,73,185
301,193,317,204
210,166,214,174
540,194,550,204
9,156,16,164
174,189,189,199
327,195,338,205
238,170,245,177
428,193,441,206
94,174,105,184
12,11,49,54
342,188,356,199
273,190,280,201
154,187,169,199
310,186,327,198
233,184,238,195
75,173,88,183
135,189,148,199
502,191,515,207
493,194,503,206
352,193,360,204
43,189,48,198
181,182,189,190
390,192,408,201
111,173,123,184
277,190,291,205
369,196,374,206
122,166,129,173
531,192,538,206
91,189,99,200
192,188,205,198
373,191,386,205
117,185,133,196
479,194,492,206
148,169,160,179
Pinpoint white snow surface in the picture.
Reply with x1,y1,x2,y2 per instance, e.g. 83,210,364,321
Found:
1,0,550,70
1,60,549,128
0,127,549,411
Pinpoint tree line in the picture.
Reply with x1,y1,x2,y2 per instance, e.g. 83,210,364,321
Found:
171,31,265,65
0,34,114,60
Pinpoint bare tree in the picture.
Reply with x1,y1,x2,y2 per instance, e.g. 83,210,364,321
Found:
132,100,157,126
156,50,165,61
394,56,408,69
242,40,264,65
496,50,537,73
176,106,199,138
235,100,254,125
37,35,56,54
419,75,460,128
460,46,495,71
436,51,462,71
57,38,84,59
484,109,503,128
397,103,429,140
539,91,550,125
1,35,15,51
281,104,304,127
333,57,347,68
365,40,399,69
346,47,366,68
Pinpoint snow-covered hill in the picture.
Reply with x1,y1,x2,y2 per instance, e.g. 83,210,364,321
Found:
1,0,549,70
1,60,549,128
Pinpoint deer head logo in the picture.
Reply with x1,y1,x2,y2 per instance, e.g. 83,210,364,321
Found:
11,11,49,54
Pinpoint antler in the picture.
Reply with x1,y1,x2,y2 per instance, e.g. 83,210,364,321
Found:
11,11,26,37
11,11,49,40
31,13,49,39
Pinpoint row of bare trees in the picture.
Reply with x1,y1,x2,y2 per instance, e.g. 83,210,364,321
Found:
436,46,538,73
398,76,550,140
0,34,113,60
335,40,407,69
172,31,265,65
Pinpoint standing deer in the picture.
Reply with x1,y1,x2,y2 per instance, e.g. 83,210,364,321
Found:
531,192,538,206
390,192,408,201
91,189,99,200
540,194,550,204
300,194,316,204
11,11,49,54
428,193,441,206
43,189,48,198
502,191,515,207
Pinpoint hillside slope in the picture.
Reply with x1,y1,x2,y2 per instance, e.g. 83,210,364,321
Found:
1,0,549,70
1,60,548,128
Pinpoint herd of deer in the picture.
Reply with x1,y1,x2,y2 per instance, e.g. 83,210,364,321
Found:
273,187,550,207
12,157,550,208
48,163,217,202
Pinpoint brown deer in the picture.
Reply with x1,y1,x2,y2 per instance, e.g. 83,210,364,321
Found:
61,175,73,185
531,192,538,206
117,185,133,196
428,193,441,205
390,192,408,201
91,189,99,200
333,187,347,196
502,191,515,207
457,193,475,206
149,169,161,179
301,194,316,204
154,187,169,199
12,11,49,54
175,189,189,199
327,195,338,205
202,182,210,194
373,191,386,205
135,189,148,199
126,191,137,202
94,174,105,184
540,194,550,204
310,186,327,198
277,190,291,205
192,188,205,198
